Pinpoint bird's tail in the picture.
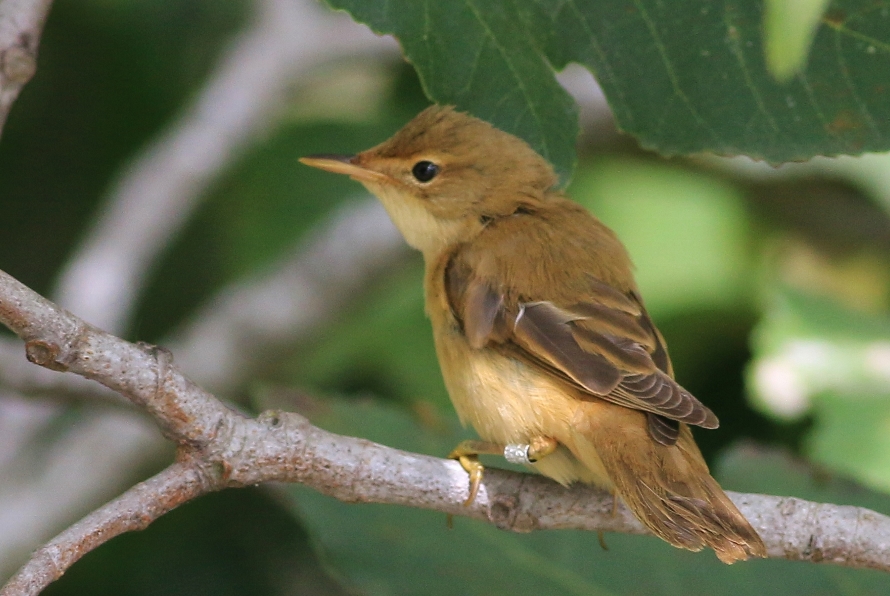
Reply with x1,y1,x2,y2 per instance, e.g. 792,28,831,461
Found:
568,402,766,563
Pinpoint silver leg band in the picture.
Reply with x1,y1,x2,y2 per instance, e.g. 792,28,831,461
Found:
504,443,532,465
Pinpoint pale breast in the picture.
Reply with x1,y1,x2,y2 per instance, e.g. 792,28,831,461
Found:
433,324,570,442
432,323,610,487
424,250,610,487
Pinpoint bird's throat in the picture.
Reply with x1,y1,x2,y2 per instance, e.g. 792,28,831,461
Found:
365,183,473,259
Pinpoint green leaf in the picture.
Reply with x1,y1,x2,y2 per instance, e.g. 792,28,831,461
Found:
285,398,890,596
527,0,890,162
325,0,579,183
764,0,833,81
329,0,890,174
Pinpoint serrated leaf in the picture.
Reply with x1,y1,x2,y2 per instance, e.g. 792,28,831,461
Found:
329,0,890,174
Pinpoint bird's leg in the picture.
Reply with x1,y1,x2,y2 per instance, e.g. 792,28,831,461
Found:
527,436,558,462
503,436,558,464
448,437,558,506
448,440,504,506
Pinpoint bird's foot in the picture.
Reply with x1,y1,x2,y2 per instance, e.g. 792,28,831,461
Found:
448,437,558,505
528,436,558,462
448,440,504,506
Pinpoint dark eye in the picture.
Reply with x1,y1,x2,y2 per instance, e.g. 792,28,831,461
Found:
411,160,439,182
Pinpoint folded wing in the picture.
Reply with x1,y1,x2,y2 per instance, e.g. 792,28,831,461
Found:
445,258,718,446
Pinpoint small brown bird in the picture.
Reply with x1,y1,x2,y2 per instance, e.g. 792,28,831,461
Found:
300,106,766,563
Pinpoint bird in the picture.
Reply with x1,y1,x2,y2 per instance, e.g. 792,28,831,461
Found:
300,105,766,563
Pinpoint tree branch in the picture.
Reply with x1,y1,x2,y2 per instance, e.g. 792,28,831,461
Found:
0,0,52,137
1,269,890,594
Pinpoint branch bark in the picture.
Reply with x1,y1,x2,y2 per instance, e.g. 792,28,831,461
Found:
1,268,890,595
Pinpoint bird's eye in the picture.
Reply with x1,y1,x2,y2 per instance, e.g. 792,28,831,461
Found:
411,160,439,183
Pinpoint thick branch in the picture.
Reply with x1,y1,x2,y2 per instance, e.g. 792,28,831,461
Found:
1,268,890,595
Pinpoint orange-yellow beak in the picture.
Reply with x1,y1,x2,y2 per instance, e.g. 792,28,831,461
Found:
299,154,391,184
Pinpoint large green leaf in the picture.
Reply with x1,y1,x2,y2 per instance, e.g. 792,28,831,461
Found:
325,0,579,182
284,398,890,596
328,0,890,179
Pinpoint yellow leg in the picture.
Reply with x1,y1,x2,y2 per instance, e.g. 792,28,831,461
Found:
448,437,559,505
448,440,504,506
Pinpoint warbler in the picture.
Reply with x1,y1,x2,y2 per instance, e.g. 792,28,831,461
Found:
300,106,766,563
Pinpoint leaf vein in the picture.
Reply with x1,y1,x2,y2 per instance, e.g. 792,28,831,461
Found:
722,8,781,136
463,0,552,160
632,0,722,144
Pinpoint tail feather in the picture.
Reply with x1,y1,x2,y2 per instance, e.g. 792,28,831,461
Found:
569,402,766,564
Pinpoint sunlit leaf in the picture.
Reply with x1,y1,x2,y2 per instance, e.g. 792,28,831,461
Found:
764,0,832,81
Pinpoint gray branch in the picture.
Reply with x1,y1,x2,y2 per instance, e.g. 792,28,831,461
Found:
0,269,889,595
0,0,52,137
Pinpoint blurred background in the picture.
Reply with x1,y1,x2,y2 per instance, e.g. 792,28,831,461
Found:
1,0,890,594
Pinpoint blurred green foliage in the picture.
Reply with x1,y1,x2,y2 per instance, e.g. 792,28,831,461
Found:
2,0,890,594
0,0,248,294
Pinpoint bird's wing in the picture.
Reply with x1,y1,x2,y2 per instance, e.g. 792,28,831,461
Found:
445,257,718,445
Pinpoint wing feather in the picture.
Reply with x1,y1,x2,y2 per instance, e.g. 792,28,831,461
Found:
443,252,719,443
513,302,621,395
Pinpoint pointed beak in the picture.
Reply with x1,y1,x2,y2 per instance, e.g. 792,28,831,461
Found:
299,154,391,184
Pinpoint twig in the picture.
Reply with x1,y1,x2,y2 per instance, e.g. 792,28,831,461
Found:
1,460,206,595
0,0,52,137
1,268,890,594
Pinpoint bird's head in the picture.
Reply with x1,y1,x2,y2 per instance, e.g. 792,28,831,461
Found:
300,106,558,255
